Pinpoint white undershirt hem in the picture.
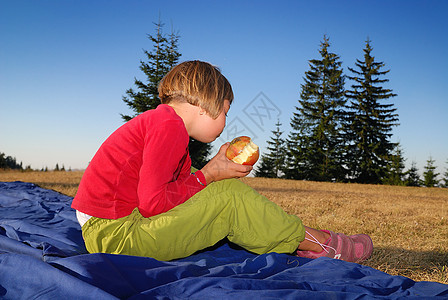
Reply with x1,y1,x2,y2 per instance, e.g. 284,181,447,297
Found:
76,210,93,227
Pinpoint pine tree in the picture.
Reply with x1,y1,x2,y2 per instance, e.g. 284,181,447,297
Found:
287,36,346,181
284,111,308,180
345,39,399,184
122,20,172,119
165,29,181,70
189,139,213,169
422,156,439,187
0,152,6,169
255,155,277,178
405,161,421,187
383,143,406,185
442,159,448,188
121,19,211,168
255,120,286,178
0,152,23,170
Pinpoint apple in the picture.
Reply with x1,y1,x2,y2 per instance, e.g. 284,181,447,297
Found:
226,136,260,165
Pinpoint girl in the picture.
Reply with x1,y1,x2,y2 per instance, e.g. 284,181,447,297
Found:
72,60,373,262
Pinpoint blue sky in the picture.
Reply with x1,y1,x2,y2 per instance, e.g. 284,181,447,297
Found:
1,0,447,178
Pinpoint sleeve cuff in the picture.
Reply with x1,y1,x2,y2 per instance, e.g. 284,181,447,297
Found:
193,170,207,187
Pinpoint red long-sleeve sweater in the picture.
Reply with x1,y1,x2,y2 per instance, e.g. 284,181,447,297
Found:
71,104,206,219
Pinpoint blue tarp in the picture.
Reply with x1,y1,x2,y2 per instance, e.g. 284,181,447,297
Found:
1,181,447,299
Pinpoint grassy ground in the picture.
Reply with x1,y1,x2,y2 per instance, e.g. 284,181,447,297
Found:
0,170,84,197
1,170,447,284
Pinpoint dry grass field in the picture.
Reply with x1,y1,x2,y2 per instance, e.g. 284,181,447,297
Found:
0,170,84,197
1,170,447,284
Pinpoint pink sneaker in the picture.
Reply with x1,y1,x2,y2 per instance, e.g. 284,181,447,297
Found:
296,230,373,263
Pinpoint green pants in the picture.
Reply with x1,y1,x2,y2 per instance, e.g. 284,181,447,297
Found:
81,178,305,261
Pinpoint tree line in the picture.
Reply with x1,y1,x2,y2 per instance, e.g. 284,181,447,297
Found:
123,21,446,187
6,20,444,188
0,152,70,172
0,152,23,170
254,37,447,187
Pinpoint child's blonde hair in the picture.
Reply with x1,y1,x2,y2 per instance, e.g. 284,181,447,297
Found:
159,60,234,119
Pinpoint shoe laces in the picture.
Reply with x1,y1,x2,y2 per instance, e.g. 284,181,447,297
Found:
305,230,337,254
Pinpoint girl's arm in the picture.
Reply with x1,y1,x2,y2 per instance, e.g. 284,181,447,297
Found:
137,121,205,217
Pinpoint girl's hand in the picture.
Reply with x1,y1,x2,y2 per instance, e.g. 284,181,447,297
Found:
201,143,253,184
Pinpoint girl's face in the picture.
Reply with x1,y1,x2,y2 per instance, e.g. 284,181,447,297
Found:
193,100,230,143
